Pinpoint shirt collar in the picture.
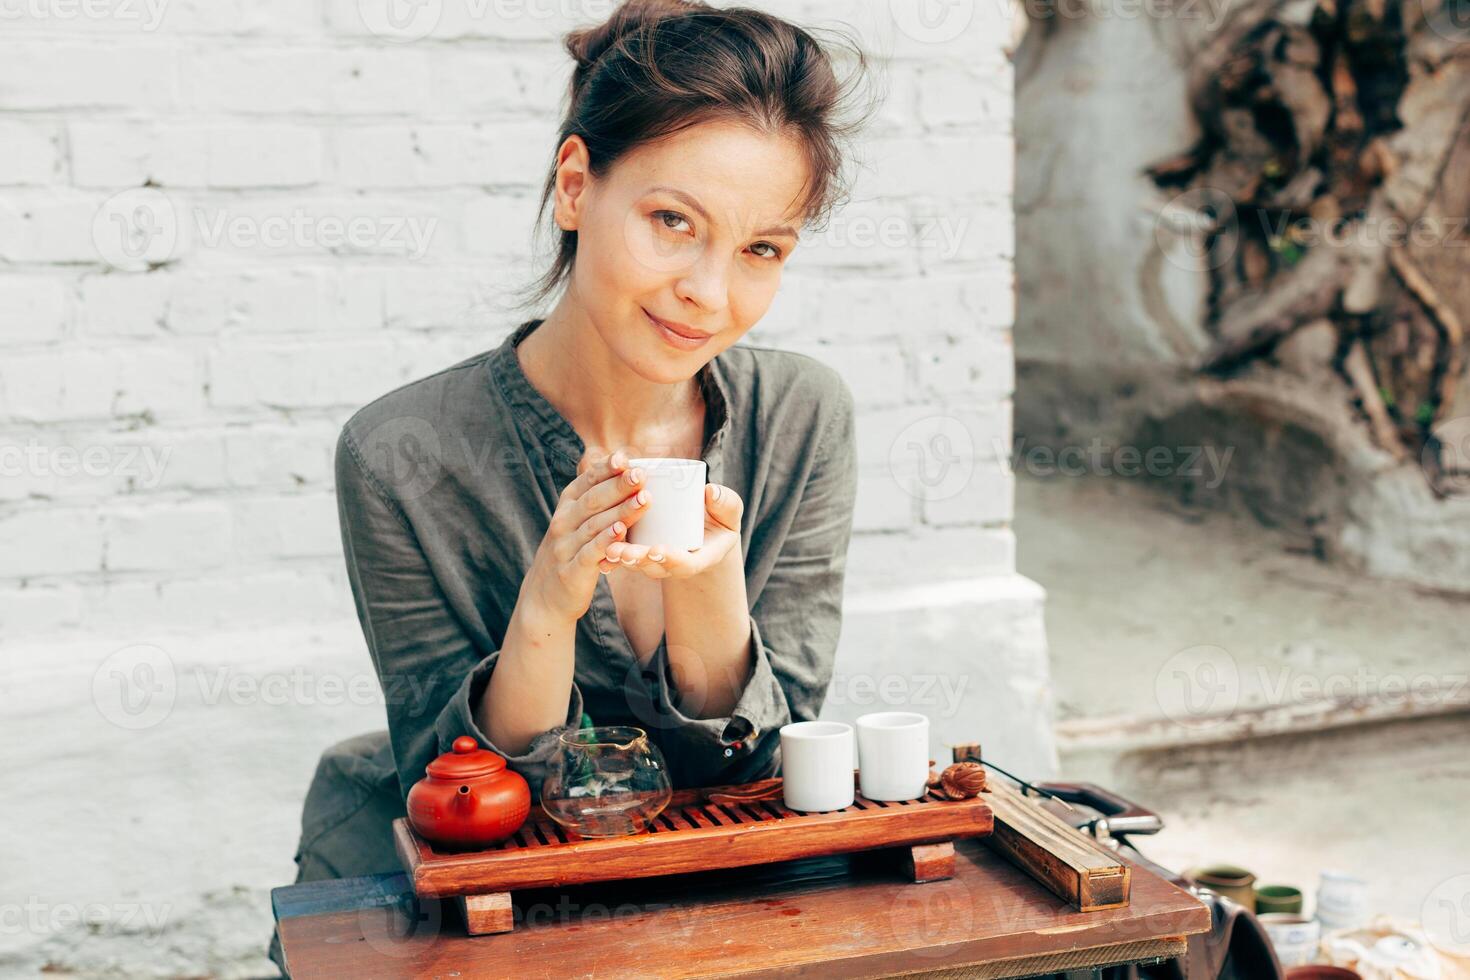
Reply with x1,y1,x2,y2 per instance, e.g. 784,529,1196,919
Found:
489,318,732,486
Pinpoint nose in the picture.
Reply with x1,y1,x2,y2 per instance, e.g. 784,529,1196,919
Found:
672,248,730,316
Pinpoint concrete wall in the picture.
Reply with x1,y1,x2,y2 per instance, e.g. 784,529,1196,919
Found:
1013,5,1470,594
0,1,1047,973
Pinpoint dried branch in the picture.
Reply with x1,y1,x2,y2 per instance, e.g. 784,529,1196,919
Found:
1343,338,1408,459
1389,246,1466,413
1202,243,1347,370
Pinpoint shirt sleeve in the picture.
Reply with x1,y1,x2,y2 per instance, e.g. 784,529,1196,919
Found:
334,426,583,807
637,379,858,788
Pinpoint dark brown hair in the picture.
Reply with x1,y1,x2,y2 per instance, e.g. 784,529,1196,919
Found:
515,0,877,310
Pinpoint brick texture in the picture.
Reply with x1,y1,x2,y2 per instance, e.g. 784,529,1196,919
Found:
0,0,1015,639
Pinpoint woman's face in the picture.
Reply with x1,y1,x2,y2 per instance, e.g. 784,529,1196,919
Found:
555,118,810,383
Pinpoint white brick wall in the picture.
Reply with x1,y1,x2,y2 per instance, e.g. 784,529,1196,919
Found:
0,0,1020,642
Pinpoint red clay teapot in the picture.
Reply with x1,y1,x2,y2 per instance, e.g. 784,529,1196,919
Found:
406,736,531,849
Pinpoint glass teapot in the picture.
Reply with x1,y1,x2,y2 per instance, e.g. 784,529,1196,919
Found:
540,725,672,838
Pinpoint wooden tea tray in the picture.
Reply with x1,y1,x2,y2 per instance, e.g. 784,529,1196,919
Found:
394,769,994,935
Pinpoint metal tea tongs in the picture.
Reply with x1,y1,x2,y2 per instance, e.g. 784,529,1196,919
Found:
939,741,1079,815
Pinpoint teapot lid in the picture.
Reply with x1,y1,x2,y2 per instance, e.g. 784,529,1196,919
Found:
426,736,508,780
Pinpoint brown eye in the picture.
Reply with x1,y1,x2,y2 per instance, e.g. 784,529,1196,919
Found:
750,242,782,260
653,210,691,234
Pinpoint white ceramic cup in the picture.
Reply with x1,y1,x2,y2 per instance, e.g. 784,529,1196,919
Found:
1316,870,1369,930
856,711,930,801
1258,914,1320,968
779,721,855,812
626,457,707,552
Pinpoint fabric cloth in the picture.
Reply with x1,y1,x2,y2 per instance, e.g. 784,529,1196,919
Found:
269,315,858,975
268,317,858,976
338,314,859,804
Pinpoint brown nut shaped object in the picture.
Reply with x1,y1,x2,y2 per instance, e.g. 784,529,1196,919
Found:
939,762,988,800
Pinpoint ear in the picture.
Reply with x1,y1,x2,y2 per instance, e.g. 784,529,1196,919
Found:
553,135,592,232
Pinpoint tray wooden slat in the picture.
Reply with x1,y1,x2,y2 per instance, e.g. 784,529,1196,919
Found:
395,773,994,900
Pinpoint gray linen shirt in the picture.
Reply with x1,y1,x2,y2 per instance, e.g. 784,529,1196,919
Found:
330,316,858,819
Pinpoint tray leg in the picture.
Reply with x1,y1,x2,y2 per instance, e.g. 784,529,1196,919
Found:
906,841,956,883
458,891,514,935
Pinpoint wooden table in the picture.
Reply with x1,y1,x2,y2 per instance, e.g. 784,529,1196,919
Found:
273,835,1209,978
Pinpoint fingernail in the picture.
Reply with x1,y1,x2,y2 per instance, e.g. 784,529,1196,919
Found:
631,468,644,483
650,552,664,562
613,522,625,535
621,557,638,565
636,490,648,505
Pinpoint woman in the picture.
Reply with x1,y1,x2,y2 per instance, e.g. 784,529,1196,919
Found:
270,0,872,970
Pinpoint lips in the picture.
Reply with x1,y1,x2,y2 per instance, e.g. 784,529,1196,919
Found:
644,308,715,350
643,309,711,340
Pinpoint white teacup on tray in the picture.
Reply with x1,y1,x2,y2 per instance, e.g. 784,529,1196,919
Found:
626,457,706,552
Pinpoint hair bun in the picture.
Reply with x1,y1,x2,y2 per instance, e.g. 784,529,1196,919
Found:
565,0,699,80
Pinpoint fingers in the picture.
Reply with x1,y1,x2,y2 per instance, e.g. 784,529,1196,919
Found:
577,520,626,571
704,482,744,529
569,480,650,553
561,448,634,507
602,540,673,578
604,541,664,566
625,559,671,578
579,463,648,520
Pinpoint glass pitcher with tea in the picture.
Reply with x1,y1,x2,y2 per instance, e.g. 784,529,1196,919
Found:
541,725,672,838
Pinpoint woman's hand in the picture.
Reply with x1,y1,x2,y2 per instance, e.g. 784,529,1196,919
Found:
521,449,650,624
601,481,744,579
